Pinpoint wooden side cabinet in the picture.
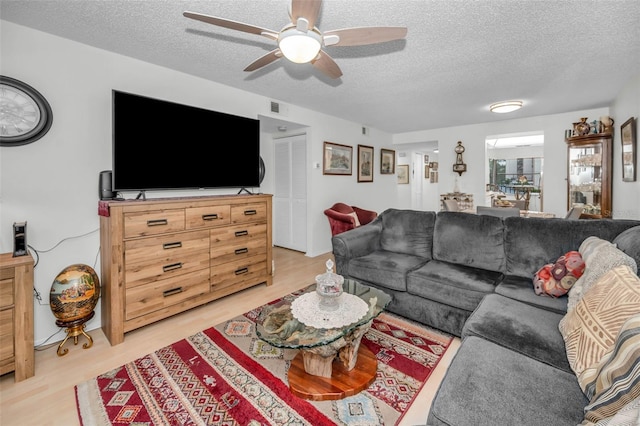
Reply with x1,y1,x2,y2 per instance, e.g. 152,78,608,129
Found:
100,194,273,345
565,132,612,218
0,253,35,382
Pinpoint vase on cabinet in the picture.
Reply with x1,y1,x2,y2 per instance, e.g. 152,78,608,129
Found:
574,118,591,136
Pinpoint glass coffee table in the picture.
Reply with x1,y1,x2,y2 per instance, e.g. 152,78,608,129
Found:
256,279,391,400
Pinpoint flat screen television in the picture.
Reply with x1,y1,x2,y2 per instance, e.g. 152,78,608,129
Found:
112,90,260,193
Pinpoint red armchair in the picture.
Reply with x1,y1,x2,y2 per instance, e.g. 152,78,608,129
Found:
324,203,378,236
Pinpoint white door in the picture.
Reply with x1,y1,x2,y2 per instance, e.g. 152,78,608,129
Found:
411,152,424,210
273,134,307,252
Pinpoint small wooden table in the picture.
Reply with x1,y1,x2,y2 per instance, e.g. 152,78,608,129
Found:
256,281,391,401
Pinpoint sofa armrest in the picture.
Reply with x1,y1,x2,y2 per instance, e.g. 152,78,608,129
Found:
331,222,382,274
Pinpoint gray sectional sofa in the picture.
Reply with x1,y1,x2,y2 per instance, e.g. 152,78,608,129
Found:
331,209,640,425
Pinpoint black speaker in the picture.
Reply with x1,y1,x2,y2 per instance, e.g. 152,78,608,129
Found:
13,222,27,257
99,170,116,200
258,156,265,185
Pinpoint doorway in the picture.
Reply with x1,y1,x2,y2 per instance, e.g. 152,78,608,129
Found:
486,132,544,211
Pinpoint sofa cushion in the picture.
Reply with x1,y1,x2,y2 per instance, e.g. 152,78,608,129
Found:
612,225,640,266
433,212,506,272
462,294,572,372
379,209,435,258
568,240,637,311
496,275,568,313
427,336,588,426
407,260,501,311
559,265,640,377
580,314,640,425
347,250,428,292
503,217,640,279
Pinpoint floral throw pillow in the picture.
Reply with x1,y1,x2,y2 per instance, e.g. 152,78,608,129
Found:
533,251,585,297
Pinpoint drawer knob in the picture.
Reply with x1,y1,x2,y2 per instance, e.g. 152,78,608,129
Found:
162,262,183,272
235,230,249,237
244,209,257,216
147,219,168,227
235,267,249,275
163,242,182,250
202,214,219,221
163,287,183,297
235,248,249,255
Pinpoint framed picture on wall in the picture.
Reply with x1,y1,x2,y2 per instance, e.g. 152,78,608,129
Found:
357,144,374,182
397,164,409,184
380,148,395,174
424,154,430,164
323,141,353,175
621,117,636,182
424,165,430,179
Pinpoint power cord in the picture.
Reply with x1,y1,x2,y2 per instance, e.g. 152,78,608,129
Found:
34,328,64,351
28,227,100,305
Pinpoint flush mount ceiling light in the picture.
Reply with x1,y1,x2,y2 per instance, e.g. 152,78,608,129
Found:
490,100,523,114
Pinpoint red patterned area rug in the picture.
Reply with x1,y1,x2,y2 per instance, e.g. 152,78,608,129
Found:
75,290,452,425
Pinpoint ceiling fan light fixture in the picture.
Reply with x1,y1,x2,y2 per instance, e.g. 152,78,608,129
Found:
278,29,321,64
489,100,523,114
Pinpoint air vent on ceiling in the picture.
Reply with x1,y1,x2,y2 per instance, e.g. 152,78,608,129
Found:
270,101,279,114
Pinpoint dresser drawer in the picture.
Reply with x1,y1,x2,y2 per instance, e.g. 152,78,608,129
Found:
124,230,210,288
210,254,267,290
125,269,210,320
231,203,267,225
124,209,185,239
0,279,14,309
210,224,267,262
186,205,231,229
0,308,14,362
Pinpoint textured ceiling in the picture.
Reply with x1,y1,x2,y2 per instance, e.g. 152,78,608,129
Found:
2,0,639,134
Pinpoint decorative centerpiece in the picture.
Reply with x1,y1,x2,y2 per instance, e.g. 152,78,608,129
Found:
50,264,100,356
315,259,344,311
290,260,368,329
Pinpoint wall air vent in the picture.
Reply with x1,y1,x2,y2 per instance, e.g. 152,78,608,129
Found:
269,101,288,116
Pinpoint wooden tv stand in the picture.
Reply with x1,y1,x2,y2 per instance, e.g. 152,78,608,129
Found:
99,194,273,345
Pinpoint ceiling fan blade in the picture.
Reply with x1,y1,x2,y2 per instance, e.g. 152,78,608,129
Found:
291,0,322,29
244,49,282,72
183,11,278,39
312,50,342,79
323,27,407,46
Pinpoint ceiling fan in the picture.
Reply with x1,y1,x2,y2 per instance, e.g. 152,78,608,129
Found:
183,0,407,79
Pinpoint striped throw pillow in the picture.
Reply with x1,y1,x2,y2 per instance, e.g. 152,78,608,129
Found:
559,265,640,377
580,313,640,424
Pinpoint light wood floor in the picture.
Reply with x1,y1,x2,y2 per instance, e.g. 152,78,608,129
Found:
0,247,459,426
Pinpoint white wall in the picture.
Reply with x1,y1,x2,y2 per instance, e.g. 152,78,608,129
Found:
610,73,640,219
393,108,623,218
0,21,397,344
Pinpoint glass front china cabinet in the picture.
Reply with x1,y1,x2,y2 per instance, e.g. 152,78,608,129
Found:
565,132,612,218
